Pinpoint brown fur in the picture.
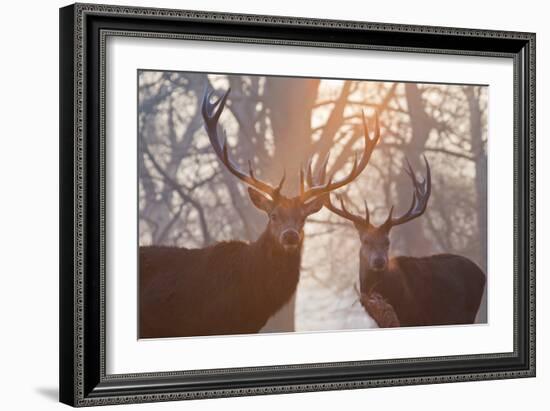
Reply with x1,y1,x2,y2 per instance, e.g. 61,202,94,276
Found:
139,230,302,338
360,254,486,327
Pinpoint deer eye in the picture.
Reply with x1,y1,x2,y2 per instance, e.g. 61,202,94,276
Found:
270,213,278,222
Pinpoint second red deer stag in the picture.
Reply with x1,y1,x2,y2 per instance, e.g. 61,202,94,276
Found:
316,157,486,327
139,87,380,338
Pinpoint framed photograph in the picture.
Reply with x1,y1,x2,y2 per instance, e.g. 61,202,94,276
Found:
59,3,535,407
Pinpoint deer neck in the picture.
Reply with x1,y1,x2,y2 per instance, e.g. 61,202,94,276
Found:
241,229,302,314
249,229,303,296
359,256,386,295
252,230,303,271
360,257,410,309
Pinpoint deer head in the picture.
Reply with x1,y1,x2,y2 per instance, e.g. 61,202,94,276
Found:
318,156,431,270
201,86,379,252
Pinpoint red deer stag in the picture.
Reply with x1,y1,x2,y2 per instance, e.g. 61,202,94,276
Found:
314,156,486,327
139,87,380,338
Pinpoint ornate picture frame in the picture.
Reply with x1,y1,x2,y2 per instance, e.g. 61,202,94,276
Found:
59,3,535,406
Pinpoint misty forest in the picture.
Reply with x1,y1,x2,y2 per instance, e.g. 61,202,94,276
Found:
138,71,488,332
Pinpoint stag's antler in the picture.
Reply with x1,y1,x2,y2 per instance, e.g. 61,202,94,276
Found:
317,155,431,230
306,111,380,224
325,194,372,227
202,87,379,203
380,155,431,230
299,110,380,203
201,87,286,200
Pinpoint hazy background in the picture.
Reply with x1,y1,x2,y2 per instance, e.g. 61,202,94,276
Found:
138,70,488,331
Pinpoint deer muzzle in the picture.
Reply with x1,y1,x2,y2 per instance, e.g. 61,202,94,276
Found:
280,229,301,250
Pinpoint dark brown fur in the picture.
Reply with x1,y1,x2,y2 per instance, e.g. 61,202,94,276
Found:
360,254,486,327
139,230,302,338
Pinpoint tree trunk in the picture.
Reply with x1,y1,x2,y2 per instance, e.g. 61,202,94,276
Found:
395,84,433,256
264,77,320,194
259,77,320,332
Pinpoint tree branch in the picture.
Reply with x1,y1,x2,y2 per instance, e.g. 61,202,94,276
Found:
141,141,212,246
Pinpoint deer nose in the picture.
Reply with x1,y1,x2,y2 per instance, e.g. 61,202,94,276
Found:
281,230,300,246
372,257,386,270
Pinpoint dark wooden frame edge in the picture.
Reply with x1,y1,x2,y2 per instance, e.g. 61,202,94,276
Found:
59,3,535,407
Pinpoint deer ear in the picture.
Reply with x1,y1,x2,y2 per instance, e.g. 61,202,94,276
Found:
303,194,327,216
247,187,273,212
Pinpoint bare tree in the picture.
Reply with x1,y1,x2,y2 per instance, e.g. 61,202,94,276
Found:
138,71,488,331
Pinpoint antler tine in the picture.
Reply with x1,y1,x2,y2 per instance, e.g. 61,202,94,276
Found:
323,194,368,226
319,152,330,183
363,199,370,226
422,155,432,197
304,153,329,187
301,110,380,203
201,86,283,199
274,170,286,199
382,156,432,230
304,157,313,188
247,160,255,179
301,152,330,202
299,165,305,198
307,149,372,228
